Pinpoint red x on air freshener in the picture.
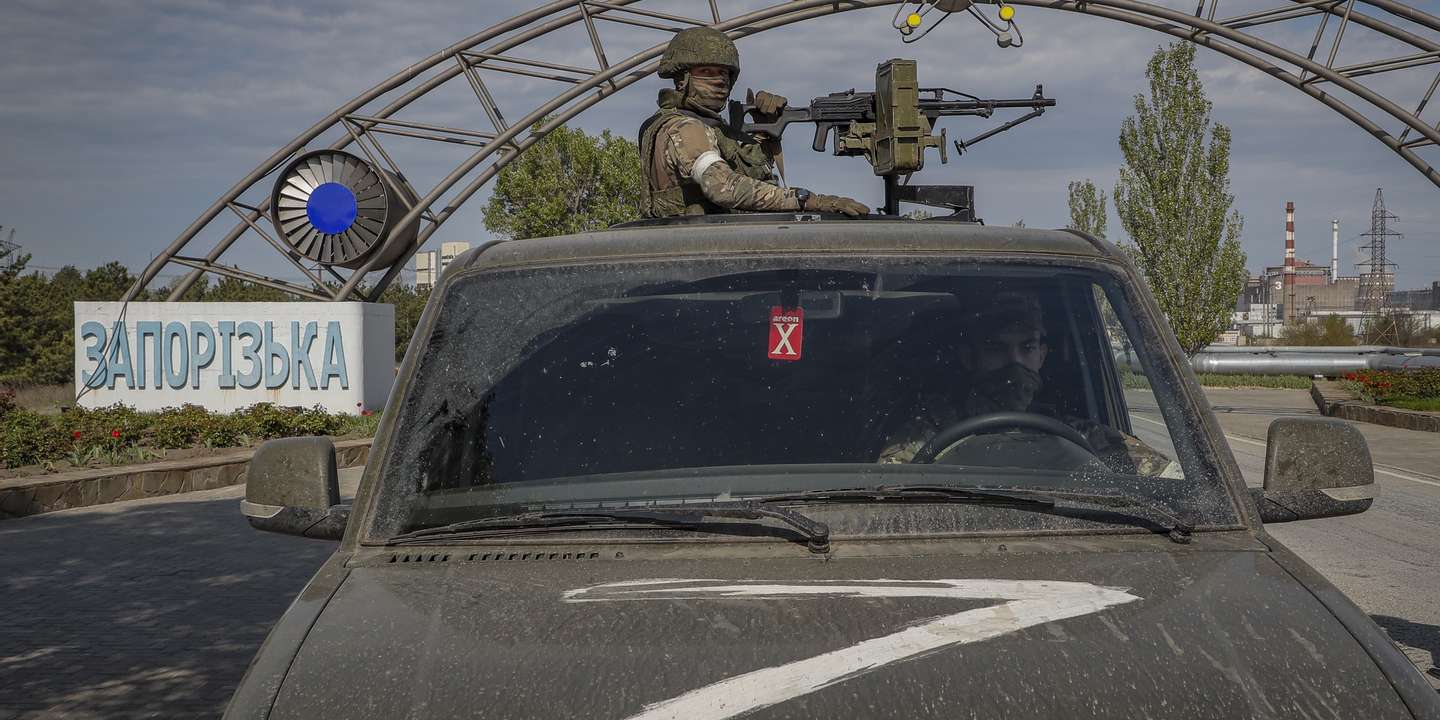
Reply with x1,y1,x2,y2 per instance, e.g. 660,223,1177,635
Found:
768,306,804,361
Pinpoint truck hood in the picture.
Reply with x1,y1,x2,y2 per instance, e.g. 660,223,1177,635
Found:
269,545,1408,719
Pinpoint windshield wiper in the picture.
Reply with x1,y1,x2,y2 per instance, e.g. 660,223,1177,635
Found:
388,503,830,553
752,484,1194,544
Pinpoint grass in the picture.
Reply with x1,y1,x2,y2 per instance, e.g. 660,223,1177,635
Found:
1381,397,1440,412
1121,370,1313,390
1193,373,1314,390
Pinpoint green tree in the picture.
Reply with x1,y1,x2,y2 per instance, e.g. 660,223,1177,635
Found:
1114,42,1247,355
81,262,136,300
376,283,431,361
162,274,211,302
2,267,68,385
1319,314,1355,346
483,122,644,240
1361,312,1425,346
201,275,295,302
1066,179,1108,240
1282,315,1354,346
0,247,35,383
1281,321,1321,346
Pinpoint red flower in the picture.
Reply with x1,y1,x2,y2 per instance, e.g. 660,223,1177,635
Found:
110,429,121,439
72,430,82,439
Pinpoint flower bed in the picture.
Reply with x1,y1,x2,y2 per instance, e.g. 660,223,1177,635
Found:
0,388,379,471
1342,368,1440,411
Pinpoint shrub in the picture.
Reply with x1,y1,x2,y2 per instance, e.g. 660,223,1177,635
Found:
1344,368,1440,404
241,403,294,439
64,404,148,447
0,401,377,469
290,407,345,437
198,414,253,449
235,403,347,439
337,412,383,438
151,405,210,449
0,386,16,417
0,410,70,468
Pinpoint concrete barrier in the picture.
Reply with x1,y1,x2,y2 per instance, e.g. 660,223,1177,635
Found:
0,438,371,519
1311,381,1440,433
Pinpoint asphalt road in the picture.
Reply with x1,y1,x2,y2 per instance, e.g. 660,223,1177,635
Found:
0,388,1436,718
0,472,361,720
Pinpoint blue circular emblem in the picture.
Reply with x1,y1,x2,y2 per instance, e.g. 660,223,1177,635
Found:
306,182,359,234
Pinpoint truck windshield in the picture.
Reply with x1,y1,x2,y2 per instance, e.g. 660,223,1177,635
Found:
371,255,1238,538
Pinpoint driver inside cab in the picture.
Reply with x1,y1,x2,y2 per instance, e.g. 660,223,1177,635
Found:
877,290,1178,476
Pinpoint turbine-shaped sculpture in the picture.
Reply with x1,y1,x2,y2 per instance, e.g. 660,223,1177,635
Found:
271,150,418,269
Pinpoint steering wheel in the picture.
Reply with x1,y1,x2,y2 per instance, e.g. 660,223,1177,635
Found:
911,411,1098,464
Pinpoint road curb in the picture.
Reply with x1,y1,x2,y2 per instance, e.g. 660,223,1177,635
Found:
0,438,372,520
1311,381,1440,433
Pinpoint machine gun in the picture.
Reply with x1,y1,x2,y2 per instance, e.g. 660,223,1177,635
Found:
728,58,1054,218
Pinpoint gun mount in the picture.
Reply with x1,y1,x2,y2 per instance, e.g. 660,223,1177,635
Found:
729,58,1054,219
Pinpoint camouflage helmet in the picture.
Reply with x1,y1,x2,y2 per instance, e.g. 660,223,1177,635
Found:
657,27,740,81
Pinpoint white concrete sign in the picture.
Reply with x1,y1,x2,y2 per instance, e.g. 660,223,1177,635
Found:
74,302,394,413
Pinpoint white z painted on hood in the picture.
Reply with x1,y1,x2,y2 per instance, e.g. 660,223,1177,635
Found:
564,579,1142,720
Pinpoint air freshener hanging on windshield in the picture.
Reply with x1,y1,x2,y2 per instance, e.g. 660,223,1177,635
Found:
768,306,804,361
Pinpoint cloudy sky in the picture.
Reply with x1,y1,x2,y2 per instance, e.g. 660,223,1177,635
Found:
3,0,1439,290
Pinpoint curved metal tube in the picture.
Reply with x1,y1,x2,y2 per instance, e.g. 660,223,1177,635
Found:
1191,353,1440,375
1201,344,1440,355
139,0,648,301
348,0,1440,300
333,0,896,301
365,1,902,297
163,0,650,301
1031,1,1440,189
1092,0,1440,151
126,0,1440,303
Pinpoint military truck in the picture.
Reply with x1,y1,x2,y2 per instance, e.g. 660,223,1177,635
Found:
226,212,1440,719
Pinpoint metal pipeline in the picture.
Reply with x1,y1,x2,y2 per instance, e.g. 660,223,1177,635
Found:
1197,345,1440,356
1189,350,1440,375
1115,347,1440,376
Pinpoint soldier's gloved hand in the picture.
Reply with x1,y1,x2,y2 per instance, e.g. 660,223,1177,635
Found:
807,193,870,217
751,90,788,118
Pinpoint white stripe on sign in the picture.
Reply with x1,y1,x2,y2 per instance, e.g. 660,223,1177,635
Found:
565,579,1140,720
1130,413,1440,488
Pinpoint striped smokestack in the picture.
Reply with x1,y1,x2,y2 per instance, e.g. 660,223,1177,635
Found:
1284,202,1296,323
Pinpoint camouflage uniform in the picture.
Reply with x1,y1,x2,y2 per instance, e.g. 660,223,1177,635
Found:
639,91,799,217
639,26,870,218
876,395,1179,476
876,290,1180,477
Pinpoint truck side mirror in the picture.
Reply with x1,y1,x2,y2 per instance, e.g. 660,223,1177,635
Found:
1250,418,1375,523
241,437,350,540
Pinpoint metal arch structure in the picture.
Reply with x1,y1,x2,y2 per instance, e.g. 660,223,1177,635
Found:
124,0,1440,303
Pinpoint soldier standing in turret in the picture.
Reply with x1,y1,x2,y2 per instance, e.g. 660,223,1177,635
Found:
639,27,869,218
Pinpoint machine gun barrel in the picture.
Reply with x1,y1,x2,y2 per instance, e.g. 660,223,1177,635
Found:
731,86,1054,154
725,59,1057,217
